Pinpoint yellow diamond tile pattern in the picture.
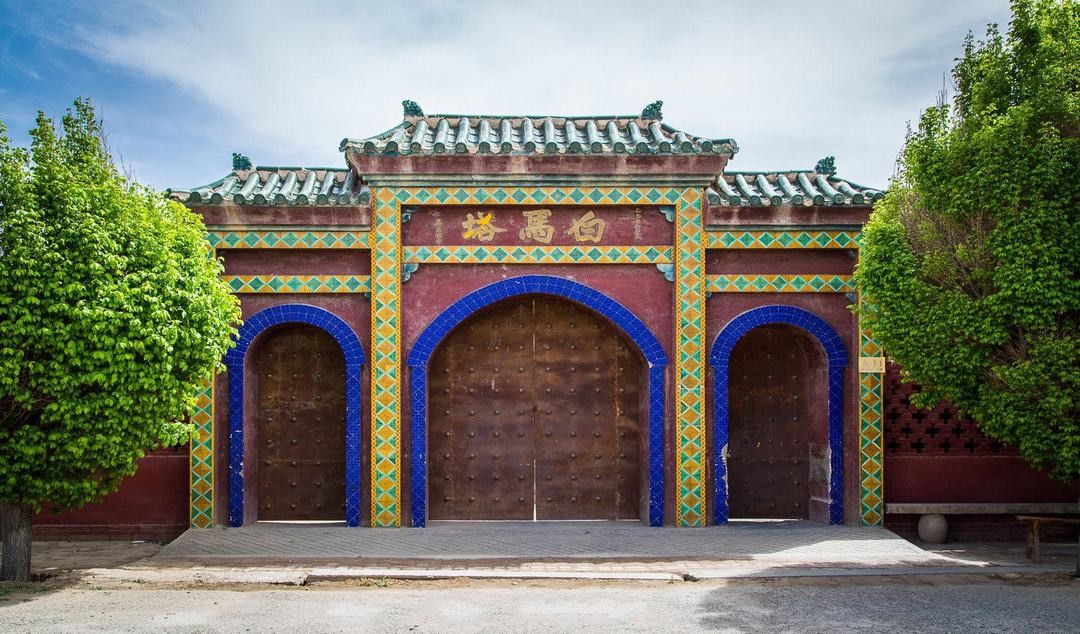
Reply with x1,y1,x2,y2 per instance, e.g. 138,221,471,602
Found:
223,275,371,294
190,379,214,528
858,318,885,526
371,188,403,526
675,188,705,526
704,230,860,250
192,186,873,529
205,229,369,250
393,185,683,207
403,245,673,265
366,185,695,527
706,274,855,293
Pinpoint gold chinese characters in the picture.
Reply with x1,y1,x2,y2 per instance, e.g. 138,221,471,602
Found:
460,212,507,242
566,211,606,243
461,210,607,244
519,209,555,244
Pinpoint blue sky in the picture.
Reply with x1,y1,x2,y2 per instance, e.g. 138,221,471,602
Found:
1,0,1012,191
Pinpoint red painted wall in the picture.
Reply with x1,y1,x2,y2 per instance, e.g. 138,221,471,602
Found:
882,364,1076,504
33,449,189,540
194,204,369,227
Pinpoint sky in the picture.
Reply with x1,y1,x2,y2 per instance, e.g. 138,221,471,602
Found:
0,0,1013,191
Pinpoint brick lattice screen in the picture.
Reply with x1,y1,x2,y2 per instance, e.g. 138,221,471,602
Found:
883,363,1017,456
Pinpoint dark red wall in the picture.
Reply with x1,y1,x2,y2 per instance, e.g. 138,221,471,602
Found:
33,449,189,540
194,204,369,227
402,205,673,246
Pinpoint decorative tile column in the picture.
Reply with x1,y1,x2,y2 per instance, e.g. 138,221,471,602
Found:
370,187,404,526
189,379,214,527
674,187,706,526
858,317,885,526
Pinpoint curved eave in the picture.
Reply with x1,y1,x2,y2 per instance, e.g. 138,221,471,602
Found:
168,168,369,207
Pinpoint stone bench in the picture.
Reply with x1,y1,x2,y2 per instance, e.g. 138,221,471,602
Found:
884,502,1080,543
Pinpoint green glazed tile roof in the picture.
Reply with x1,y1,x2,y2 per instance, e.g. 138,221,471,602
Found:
168,167,369,206
340,113,738,157
708,170,885,207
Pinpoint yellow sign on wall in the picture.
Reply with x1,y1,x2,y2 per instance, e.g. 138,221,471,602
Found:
859,356,886,373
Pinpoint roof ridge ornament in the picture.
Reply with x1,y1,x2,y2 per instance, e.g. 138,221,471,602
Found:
402,99,424,117
232,153,252,170
641,100,663,120
815,156,837,176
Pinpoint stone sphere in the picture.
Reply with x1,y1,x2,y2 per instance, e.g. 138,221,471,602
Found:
917,513,948,543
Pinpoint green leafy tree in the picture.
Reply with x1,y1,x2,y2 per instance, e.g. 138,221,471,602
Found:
0,99,240,581
856,0,1079,480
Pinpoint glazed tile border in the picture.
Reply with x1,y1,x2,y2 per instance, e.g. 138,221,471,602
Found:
405,275,668,527
705,230,860,249
190,380,214,528
206,229,369,250
706,274,855,293
709,306,847,525
372,185,700,527
858,321,885,526
190,190,885,528
675,189,706,526
403,245,673,264
371,191,403,526
223,275,371,294
223,305,366,527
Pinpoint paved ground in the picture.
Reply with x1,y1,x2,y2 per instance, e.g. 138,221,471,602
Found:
28,541,162,573
1,577,1077,633
153,521,944,566
14,521,1077,585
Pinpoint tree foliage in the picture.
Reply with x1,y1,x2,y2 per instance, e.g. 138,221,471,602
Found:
855,0,1079,479
0,99,240,511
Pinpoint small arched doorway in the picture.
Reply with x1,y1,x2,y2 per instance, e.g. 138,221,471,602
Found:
727,325,821,519
426,296,645,521
252,325,347,521
710,305,847,525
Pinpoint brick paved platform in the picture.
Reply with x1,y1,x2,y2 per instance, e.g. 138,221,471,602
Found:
152,520,946,567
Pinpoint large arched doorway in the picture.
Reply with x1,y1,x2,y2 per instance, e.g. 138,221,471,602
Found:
426,296,644,521
251,325,347,521
727,326,816,519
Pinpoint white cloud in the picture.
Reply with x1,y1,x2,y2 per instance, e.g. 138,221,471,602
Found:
75,0,1011,186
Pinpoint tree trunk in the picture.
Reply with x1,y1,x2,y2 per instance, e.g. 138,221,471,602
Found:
1,502,32,582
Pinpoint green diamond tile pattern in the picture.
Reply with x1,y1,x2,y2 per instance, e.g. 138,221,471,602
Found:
858,318,885,527
403,245,674,265
372,185,710,529
205,229,369,250
704,230,860,250
368,184,724,529
190,379,214,528
392,186,648,207
369,188,403,527
706,275,855,294
222,275,371,294
675,188,705,527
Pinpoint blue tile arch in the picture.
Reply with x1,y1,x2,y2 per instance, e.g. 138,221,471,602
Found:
407,275,668,527
709,305,847,525
223,304,366,527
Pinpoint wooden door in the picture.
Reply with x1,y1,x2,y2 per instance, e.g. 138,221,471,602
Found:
427,297,642,521
428,301,535,520
727,326,810,519
255,325,346,520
